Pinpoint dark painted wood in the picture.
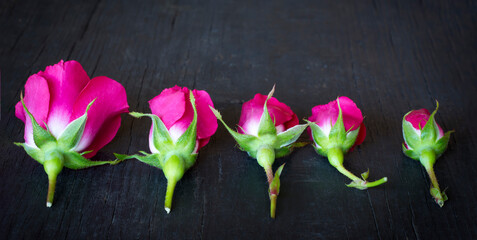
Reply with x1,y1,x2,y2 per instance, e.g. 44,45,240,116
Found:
1,0,476,239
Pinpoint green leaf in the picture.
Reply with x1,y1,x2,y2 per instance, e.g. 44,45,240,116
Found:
20,94,56,148
328,98,346,143
210,106,260,153
275,123,308,148
361,169,369,180
402,144,419,160
63,151,122,170
434,130,453,157
269,163,285,196
114,152,162,169
15,142,45,164
175,91,198,154
346,180,368,190
402,118,421,150
57,99,95,150
130,112,173,152
257,91,277,137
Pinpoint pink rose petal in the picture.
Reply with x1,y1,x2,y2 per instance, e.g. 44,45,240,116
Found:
40,60,90,137
238,93,297,135
405,108,444,138
15,74,50,146
149,86,186,130
72,76,129,155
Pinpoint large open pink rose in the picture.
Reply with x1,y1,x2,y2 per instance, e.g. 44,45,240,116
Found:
15,60,129,158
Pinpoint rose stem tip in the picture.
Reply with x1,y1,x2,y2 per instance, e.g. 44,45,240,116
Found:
164,180,177,214
46,177,56,208
270,194,277,219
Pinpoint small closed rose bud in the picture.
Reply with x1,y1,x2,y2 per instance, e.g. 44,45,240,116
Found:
307,97,387,190
402,101,453,207
15,60,129,207
211,86,308,218
115,86,217,213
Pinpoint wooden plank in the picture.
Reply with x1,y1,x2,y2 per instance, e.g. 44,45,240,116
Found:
1,0,476,238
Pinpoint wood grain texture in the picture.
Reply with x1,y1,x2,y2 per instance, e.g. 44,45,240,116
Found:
1,0,476,239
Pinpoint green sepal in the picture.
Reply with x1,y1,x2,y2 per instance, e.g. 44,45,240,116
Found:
210,106,260,153
328,98,347,146
307,121,329,151
402,144,419,160
183,153,198,169
20,94,56,148
434,130,453,156
257,87,277,137
14,142,44,164
342,128,360,152
114,152,162,169
175,91,198,154
312,143,328,157
80,150,94,156
130,112,174,153
57,99,95,150
275,123,308,148
420,102,440,144
269,163,285,196
275,142,309,158
402,118,421,150
63,151,122,170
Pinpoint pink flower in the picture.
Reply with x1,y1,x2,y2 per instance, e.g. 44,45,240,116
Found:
148,86,218,152
238,93,299,136
308,96,366,149
211,86,309,218
307,97,386,190
403,109,444,150
15,60,129,158
401,103,453,207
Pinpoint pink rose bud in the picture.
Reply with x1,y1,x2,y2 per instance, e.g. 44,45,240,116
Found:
115,86,217,213
307,97,387,190
402,101,453,207
211,86,308,218
15,60,129,207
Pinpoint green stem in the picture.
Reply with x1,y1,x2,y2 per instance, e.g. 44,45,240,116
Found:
365,177,388,188
46,176,56,208
265,167,273,184
43,149,64,207
270,194,277,219
329,147,387,189
164,179,177,214
420,149,446,207
420,149,439,190
162,154,185,213
328,148,360,182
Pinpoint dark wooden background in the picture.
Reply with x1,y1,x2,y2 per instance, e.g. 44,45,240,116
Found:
1,0,476,239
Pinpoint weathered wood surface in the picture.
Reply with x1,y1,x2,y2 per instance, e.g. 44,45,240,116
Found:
1,0,476,239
